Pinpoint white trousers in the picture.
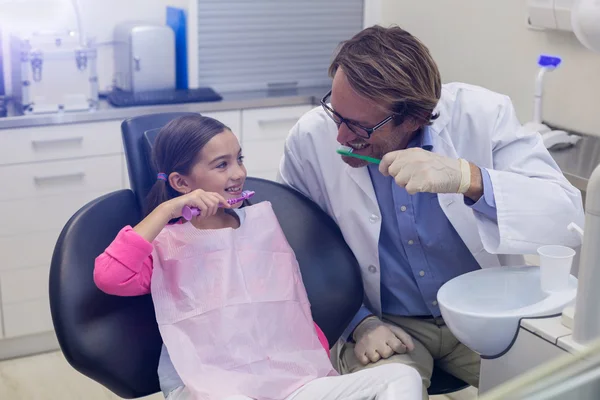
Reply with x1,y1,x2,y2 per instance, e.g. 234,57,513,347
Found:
166,364,422,400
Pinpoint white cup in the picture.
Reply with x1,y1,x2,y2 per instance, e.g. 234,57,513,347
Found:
537,245,575,292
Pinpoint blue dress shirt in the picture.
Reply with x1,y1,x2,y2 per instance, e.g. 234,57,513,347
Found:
344,127,497,339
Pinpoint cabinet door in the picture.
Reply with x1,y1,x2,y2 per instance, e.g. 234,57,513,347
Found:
0,230,59,272
1,265,50,305
0,302,3,339
0,190,117,237
0,120,123,166
479,328,568,393
202,110,242,140
0,264,53,338
3,297,53,338
250,170,279,182
242,105,312,142
241,105,312,176
0,154,122,202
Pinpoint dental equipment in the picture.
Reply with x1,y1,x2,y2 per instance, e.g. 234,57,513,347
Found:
523,55,581,150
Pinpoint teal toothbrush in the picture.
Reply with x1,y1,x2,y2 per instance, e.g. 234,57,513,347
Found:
336,145,381,164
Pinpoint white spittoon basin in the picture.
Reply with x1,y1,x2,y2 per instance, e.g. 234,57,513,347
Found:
437,266,577,357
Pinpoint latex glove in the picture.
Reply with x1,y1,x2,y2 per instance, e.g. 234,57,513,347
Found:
379,148,471,194
352,316,415,365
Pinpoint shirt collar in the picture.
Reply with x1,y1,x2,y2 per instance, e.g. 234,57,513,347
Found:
408,126,433,151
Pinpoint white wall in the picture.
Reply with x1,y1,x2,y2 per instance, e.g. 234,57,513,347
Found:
378,0,600,136
1,0,188,93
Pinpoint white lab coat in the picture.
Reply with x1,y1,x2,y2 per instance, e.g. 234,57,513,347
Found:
278,82,584,317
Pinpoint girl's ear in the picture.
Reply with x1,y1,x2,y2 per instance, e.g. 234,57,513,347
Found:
169,172,191,195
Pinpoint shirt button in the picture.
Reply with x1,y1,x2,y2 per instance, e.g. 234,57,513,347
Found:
369,214,380,223
432,300,438,306
408,240,414,245
419,271,425,277
400,206,407,212
368,265,378,273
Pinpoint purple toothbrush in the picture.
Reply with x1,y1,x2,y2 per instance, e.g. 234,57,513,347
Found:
181,190,255,221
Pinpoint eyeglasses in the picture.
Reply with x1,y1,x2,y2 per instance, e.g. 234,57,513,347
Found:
320,90,396,139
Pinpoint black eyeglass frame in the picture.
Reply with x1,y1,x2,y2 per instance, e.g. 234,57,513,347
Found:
320,90,396,139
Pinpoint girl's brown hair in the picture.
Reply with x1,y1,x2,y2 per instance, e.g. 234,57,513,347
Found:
145,115,229,216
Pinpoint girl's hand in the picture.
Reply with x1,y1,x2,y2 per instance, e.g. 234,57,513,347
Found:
135,189,230,242
164,189,230,220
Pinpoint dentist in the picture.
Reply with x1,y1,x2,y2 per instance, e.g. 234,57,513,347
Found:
278,25,584,399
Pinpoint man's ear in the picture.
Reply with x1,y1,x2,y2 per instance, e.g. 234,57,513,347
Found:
401,117,421,134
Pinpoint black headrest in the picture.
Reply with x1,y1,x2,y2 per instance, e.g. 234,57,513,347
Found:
121,113,199,209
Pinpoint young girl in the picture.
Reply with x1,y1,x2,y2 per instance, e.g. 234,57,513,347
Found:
94,115,421,400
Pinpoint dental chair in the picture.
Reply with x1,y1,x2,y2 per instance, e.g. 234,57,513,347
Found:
49,113,468,398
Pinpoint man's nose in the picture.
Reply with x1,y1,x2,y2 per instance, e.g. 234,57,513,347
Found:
336,122,358,144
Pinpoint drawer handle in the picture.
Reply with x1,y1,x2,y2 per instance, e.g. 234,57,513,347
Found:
31,137,84,149
33,172,86,185
257,117,301,126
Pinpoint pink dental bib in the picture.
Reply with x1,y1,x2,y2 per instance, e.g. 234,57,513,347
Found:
151,201,336,400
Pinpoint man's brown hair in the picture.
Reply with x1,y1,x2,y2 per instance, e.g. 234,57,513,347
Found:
329,25,442,126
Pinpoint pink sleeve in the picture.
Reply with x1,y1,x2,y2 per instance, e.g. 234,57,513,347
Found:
314,323,330,357
93,226,154,296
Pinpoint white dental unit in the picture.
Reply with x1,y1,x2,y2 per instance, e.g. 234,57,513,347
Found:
523,0,582,150
437,0,600,397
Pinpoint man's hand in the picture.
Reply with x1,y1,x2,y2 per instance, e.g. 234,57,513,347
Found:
379,148,483,201
352,316,415,365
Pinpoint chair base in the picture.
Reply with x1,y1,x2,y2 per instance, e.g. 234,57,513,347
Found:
428,366,470,395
